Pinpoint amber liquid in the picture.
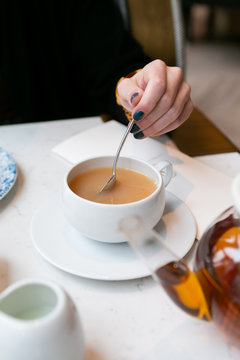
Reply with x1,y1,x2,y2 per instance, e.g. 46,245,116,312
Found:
195,210,240,348
155,261,211,321
155,208,240,348
69,167,157,204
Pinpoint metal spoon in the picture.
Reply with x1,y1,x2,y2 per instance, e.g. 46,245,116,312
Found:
98,118,135,193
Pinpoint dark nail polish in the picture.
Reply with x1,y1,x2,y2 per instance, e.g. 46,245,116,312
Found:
133,110,144,121
130,92,139,104
134,131,144,139
130,123,140,133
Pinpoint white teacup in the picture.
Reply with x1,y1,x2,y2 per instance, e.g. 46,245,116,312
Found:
62,156,173,243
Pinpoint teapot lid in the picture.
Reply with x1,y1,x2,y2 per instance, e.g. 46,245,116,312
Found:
232,173,240,215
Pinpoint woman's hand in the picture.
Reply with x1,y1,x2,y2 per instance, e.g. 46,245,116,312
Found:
117,59,193,139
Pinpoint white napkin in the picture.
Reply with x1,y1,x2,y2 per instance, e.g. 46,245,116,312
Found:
52,120,232,239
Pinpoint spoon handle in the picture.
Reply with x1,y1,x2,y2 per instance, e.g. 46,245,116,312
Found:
112,118,135,176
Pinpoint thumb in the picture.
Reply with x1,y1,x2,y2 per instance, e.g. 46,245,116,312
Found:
129,91,143,107
117,77,144,111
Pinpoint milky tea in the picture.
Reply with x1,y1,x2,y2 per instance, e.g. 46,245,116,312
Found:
69,166,157,204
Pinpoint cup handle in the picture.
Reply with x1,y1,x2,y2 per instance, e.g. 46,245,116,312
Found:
154,160,173,187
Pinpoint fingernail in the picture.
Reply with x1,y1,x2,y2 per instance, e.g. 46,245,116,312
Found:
134,131,144,139
130,92,139,104
133,110,144,121
130,123,140,133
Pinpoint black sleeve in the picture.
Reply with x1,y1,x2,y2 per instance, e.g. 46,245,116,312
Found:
68,0,151,123
0,0,150,123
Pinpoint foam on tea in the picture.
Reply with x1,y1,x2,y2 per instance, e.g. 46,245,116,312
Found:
69,167,157,204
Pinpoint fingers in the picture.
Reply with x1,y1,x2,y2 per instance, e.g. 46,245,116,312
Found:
117,59,167,113
117,59,193,139
152,98,194,137
137,80,192,138
133,98,193,140
133,59,167,115
133,62,182,122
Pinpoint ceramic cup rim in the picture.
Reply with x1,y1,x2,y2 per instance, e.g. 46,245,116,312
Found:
64,155,163,207
0,278,65,325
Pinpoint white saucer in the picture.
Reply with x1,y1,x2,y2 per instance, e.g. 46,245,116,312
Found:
31,192,196,281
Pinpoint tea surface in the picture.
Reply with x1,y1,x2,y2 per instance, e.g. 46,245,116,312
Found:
69,167,157,204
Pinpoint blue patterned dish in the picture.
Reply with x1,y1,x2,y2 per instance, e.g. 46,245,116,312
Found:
0,147,17,200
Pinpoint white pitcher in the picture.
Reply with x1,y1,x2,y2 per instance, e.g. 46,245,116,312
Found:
0,278,85,360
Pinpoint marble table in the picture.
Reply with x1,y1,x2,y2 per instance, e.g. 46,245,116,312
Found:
1,117,240,360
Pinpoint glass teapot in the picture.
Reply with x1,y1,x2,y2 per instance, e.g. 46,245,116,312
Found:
120,173,240,348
